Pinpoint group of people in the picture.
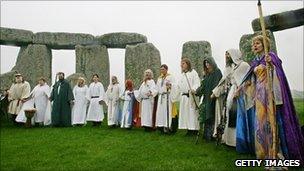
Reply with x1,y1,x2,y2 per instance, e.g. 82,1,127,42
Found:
3,35,304,164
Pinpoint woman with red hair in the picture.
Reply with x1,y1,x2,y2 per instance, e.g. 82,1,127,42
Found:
120,79,137,129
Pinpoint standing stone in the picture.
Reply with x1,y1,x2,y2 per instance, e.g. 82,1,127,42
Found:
0,71,18,91
66,73,86,89
76,45,109,86
3,44,52,89
125,43,161,89
182,41,212,78
239,30,277,62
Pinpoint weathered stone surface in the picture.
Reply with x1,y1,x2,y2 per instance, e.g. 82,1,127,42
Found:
0,70,18,91
125,43,161,89
33,32,96,49
182,41,212,78
76,45,109,86
66,73,86,89
10,44,52,88
0,27,33,46
239,30,277,62
96,32,147,48
252,8,304,32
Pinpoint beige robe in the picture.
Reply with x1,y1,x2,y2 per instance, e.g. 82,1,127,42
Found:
106,83,121,126
8,81,31,115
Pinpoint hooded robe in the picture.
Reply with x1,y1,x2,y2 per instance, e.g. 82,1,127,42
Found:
50,79,74,127
196,57,222,139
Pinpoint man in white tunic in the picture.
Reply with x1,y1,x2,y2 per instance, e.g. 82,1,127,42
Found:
136,69,158,132
106,76,121,127
7,73,31,125
211,49,250,146
155,64,176,134
72,77,88,126
176,58,201,135
86,74,106,126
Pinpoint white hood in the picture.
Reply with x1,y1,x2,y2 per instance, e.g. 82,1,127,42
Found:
227,49,242,65
227,49,250,86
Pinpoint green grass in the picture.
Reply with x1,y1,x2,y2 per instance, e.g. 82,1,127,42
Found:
294,98,304,126
0,99,303,171
0,120,259,171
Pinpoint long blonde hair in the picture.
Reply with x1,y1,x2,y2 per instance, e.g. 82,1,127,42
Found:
77,77,86,86
252,35,271,52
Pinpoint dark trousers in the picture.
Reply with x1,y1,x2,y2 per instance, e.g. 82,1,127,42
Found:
171,117,178,133
10,114,17,124
92,121,101,126
143,126,153,132
10,114,23,126
203,118,215,141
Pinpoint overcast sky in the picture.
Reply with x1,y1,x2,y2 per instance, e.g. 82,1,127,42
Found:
1,1,303,91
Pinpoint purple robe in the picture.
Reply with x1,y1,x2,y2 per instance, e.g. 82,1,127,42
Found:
243,52,304,163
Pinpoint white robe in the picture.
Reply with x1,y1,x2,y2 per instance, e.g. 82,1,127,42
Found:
176,70,201,130
44,101,52,126
212,67,232,129
155,74,176,128
120,90,133,128
32,84,51,123
136,79,157,127
72,85,88,125
15,98,35,124
106,83,120,126
212,49,250,146
16,84,51,125
86,82,105,122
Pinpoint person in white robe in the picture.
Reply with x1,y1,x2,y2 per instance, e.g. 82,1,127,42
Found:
211,61,233,141
7,73,31,125
120,79,135,129
16,77,51,126
155,64,176,134
175,58,201,135
72,77,88,126
86,74,106,126
136,69,158,131
106,76,121,127
32,78,51,125
15,98,35,125
211,49,250,146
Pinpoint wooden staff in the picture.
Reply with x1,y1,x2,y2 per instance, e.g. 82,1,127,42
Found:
257,0,278,159
184,73,199,110
166,87,170,132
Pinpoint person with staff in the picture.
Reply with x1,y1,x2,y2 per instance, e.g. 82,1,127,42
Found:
155,64,177,134
238,0,304,165
176,58,201,136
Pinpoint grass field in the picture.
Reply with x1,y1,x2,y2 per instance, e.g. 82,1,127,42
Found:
0,121,259,171
294,98,304,126
0,99,303,171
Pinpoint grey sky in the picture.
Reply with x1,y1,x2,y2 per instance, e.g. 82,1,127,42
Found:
1,1,303,91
